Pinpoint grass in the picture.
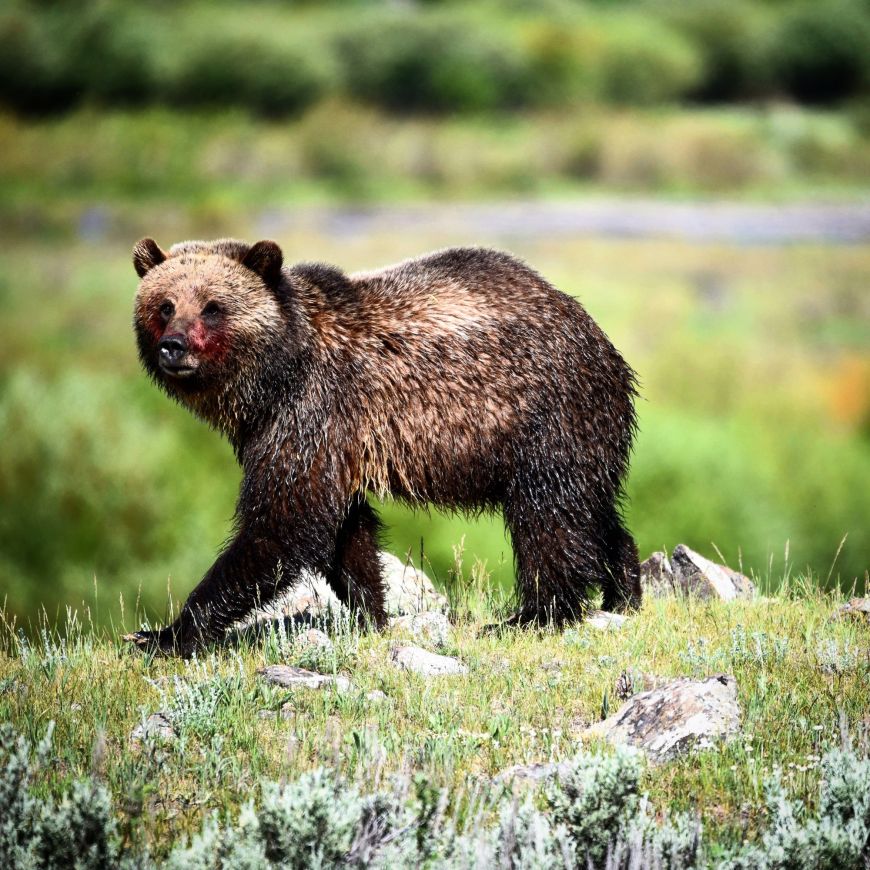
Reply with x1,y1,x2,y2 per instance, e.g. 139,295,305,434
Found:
1,578,867,862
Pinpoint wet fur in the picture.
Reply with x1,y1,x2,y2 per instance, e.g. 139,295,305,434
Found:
130,239,640,655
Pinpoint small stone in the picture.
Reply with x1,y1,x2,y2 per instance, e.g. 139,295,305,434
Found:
70,702,83,712
835,598,870,624
257,709,277,720
389,645,468,677
639,552,677,597
583,674,742,763
296,628,334,653
258,665,351,693
279,703,298,720
130,712,175,746
390,612,451,647
671,545,755,601
585,611,628,630
539,659,565,673
366,689,388,703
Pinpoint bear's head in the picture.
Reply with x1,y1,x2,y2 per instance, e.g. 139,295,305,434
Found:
132,238,286,402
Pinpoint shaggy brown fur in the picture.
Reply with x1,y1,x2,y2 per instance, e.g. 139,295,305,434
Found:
127,238,640,656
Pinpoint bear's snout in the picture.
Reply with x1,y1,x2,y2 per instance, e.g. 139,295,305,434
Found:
158,334,195,376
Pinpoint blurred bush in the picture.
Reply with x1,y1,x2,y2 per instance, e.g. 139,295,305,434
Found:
335,11,529,113
0,369,239,626
2,0,870,117
767,0,870,104
596,16,702,106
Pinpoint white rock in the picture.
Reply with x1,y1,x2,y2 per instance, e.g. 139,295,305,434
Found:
389,644,467,677
244,551,447,627
389,612,451,647
585,610,628,631
130,712,175,746
670,545,755,601
258,665,351,693
366,689,388,703
381,552,449,615
583,674,741,763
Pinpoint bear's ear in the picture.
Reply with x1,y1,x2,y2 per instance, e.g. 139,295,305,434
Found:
133,238,167,278
242,240,284,288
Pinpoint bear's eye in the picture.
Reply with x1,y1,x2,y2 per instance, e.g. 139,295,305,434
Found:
159,301,174,320
201,301,222,318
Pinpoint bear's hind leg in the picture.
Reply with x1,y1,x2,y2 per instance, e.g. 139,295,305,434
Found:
601,516,642,613
325,498,388,629
505,490,605,625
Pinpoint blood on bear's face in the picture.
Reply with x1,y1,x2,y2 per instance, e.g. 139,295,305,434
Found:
149,293,231,381
133,237,285,397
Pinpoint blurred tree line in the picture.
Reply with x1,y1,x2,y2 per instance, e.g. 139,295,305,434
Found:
2,0,870,117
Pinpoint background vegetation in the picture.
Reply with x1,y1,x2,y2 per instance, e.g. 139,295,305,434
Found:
0,0,868,630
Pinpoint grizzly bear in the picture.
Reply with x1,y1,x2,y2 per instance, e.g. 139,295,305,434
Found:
126,238,640,656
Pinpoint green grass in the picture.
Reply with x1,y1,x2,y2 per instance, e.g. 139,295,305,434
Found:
1,582,867,861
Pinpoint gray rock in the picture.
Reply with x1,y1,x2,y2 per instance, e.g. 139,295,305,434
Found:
389,612,451,647
585,610,629,630
584,674,741,763
366,689,388,703
639,552,677,597
258,665,351,693
130,712,175,746
671,545,755,601
834,598,870,624
389,645,468,676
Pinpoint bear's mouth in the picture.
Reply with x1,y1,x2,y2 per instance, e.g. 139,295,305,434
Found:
159,361,198,378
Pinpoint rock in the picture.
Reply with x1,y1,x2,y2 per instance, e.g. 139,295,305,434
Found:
495,761,571,785
389,645,468,677
295,628,334,653
834,598,870,624
389,612,451,647
258,665,351,693
585,610,629,630
583,674,741,763
245,551,447,626
130,712,175,746
381,552,449,615
670,545,755,601
257,709,277,720
639,552,677,598
366,689,388,703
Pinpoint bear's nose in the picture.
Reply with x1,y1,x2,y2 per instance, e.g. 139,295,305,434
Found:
158,334,187,364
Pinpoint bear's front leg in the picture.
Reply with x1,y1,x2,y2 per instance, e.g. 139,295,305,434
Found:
125,521,312,657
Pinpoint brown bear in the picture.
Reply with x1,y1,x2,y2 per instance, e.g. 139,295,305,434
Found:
126,238,640,656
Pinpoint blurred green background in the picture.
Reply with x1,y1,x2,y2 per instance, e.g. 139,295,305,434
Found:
1,0,868,630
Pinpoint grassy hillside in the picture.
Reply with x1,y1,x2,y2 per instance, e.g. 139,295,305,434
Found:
1,585,868,865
